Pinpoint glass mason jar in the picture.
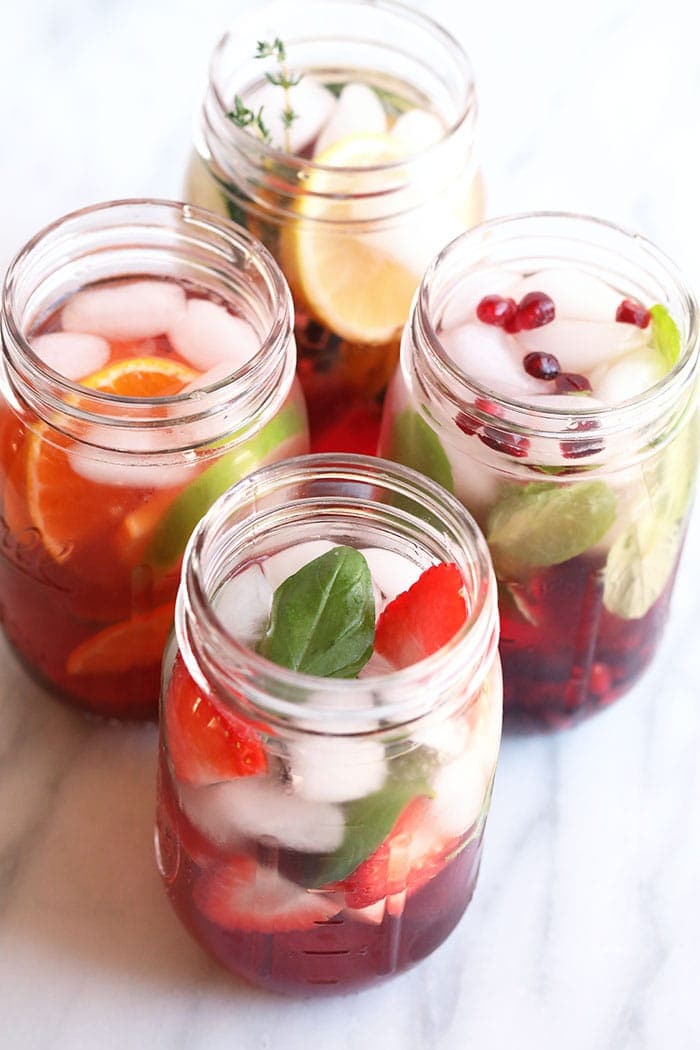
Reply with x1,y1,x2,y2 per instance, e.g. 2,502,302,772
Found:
0,199,308,719
185,0,482,454
155,454,501,994
379,213,699,727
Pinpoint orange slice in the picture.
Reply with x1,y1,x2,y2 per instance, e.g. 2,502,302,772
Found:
66,600,176,676
25,356,199,563
81,355,198,397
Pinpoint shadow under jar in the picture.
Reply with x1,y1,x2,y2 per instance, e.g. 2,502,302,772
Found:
0,199,308,719
378,213,699,728
185,0,482,454
155,453,501,994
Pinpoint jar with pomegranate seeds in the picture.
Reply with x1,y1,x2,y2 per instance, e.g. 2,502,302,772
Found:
185,0,483,454
0,199,308,719
156,454,501,993
379,213,699,726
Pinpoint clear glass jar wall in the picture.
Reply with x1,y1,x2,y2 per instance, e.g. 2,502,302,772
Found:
156,454,502,993
379,213,699,726
0,199,308,718
186,0,482,453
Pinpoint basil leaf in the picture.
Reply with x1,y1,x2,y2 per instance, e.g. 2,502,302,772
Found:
309,751,435,886
145,402,304,570
387,408,454,493
650,304,681,370
487,480,617,574
258,546,375,677
603,420,697,619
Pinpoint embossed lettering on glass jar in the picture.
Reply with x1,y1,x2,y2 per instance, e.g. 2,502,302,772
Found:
379,213,699,726
185,0,482,453
156,454,501,994
0,200,307,719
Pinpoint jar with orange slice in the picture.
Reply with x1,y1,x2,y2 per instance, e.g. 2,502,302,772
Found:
0,200,308,718
185,0,483,453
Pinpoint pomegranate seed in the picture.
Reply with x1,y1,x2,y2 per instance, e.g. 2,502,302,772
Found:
588,662,611,696
554,372,591,394
479,426,530,458
516,291,555,330
523,351,561,380
561,418,603,459
476,295,518,329
615,298,651,328
455,397,502,436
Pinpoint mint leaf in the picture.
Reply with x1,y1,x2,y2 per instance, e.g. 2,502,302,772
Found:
309,751,435,886
258,546,375,677
487,480,617,575
145,402,304,570
603,421,697,619
650,304,681,370
387,409,454,493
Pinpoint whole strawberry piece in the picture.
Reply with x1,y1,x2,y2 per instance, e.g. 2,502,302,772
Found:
374,562,467,670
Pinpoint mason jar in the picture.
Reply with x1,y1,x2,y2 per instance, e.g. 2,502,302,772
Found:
379,213,699,727
185,0,482,453
0,199,308,719
155,453,501,994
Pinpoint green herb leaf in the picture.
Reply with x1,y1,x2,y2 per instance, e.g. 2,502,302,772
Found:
309,751,435,886
387,409,454,493
145,402,305,571
650,304,681,370
487,480,617,575
603,419,697,618
258,546,375,677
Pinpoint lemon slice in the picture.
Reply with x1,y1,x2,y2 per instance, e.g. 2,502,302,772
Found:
287,134,420,345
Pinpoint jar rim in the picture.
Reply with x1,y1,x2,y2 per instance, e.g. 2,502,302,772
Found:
412,210,699,449
204,0,477,178
177,452,499,736
1,198,296,449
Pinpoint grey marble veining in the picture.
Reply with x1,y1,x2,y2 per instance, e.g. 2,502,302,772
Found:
1,0,699,1046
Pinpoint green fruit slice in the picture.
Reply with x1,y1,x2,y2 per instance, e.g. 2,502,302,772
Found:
146,402,305,570
387,408,454,492
650,304,681,371
487,480,617,577
603,418,697,619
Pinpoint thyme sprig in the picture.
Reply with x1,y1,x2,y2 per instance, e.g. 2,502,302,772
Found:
227,36,303,152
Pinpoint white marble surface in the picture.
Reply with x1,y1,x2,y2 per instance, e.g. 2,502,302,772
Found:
1,0,699,1046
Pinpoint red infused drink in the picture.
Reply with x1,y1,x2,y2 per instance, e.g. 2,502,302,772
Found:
156,454,501,993
0,200,307,718
379,213,699,726
185,0,483,452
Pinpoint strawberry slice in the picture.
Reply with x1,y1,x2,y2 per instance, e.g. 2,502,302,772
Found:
194,855,341,933
165,656,267,787
374,562,467,669
330,797,457,909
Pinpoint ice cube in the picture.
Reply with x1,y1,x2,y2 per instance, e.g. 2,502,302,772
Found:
515,318,647,373
439,270,523,331
449,448,503,515
261,540,336,591
243,76,337,154
390,108,444,152
298,688,380,734
363,203,465,280
181,776,345,853
440,322,551,397
180,361,236,393
29,332,110,381
288,736,387,803
508,268,623,322
344,899,387,924
590,348,666,404
167,300,259,372
67,429,192,489
359,547,422,603
313,83,388,156
431,752,487,837
61,280,187,340
214,565,273,646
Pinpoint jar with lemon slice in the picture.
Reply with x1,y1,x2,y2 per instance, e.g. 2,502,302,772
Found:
0,200,308,719
186,0,482,452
